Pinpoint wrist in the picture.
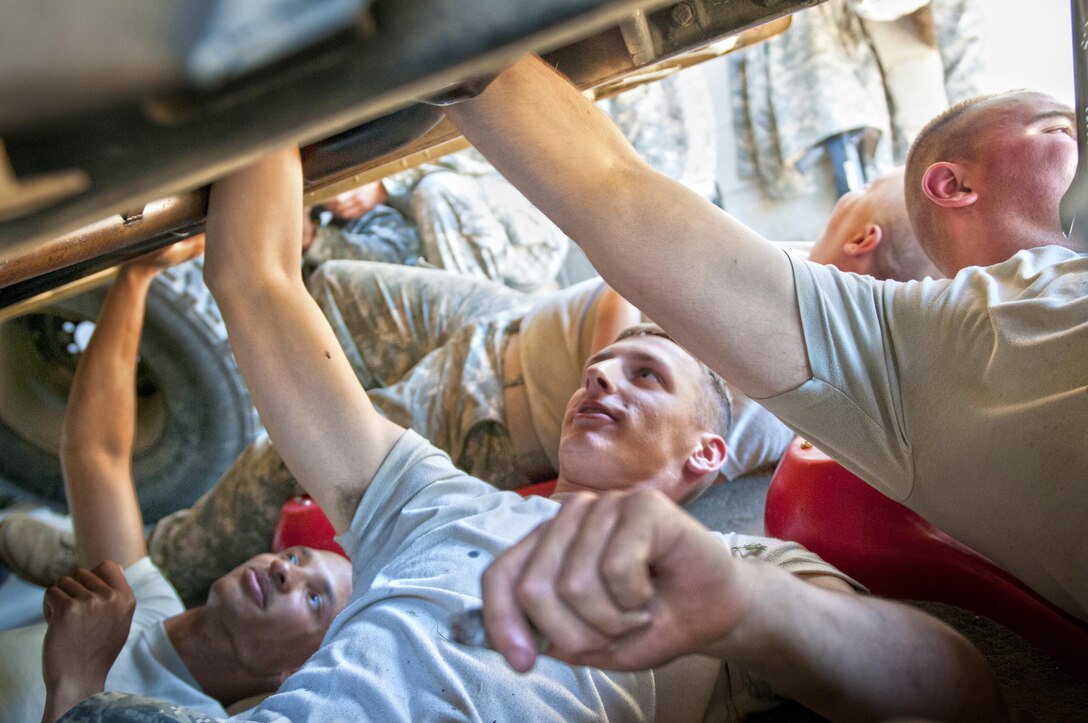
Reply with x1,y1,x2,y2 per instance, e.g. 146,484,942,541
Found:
115,264,157,287
42,677,104,723
700,559,792,663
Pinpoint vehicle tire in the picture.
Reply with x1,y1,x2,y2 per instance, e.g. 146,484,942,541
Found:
0,257,260,522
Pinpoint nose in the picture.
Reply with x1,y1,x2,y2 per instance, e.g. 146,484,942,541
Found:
584,360,617,394
270,557,296,592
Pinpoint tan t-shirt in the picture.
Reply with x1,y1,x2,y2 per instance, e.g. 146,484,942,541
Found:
762,246,1088,621
519,278,607,471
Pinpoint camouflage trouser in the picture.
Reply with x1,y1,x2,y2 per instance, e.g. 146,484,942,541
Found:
304,203,422,268
596,67,719,202
59,692,219,722
148,261,534,606
410,170,569,293
307,172,568,294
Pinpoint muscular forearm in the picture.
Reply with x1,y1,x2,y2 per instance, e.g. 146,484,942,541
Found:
62,268,152,463
60,267,153,568
446,56,809,398
711,563,1007,722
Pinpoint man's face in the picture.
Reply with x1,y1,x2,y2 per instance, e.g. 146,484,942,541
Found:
967,92,1078,247
557,334,711,494
207,546,352,674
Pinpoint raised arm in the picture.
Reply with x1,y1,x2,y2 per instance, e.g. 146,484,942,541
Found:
59,239,202,569
446,57,809,399
481,490,1007,723
202,148,404,532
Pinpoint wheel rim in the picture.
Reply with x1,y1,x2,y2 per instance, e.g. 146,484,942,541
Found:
0,310,167,457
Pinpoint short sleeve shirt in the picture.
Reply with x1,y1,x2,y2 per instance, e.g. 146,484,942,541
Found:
231,430,654,722
761,246,1088,620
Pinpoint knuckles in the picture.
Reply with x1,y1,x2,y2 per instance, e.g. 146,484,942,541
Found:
555,570,596,604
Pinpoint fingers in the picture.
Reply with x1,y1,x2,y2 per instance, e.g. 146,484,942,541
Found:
174,234,206,262
511,495,615,656
552,495,652,636
482,489,741,674
324,193,365,219
43,563,134,617
481,492,659,671
125,234,206,273
481,522,546,672
596,491,671,610
54,573,94,600
42,584,68,622
89,560,130,593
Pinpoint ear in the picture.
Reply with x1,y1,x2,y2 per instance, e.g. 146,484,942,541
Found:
843,223,883,257
921,162,978,208
685,434,727,478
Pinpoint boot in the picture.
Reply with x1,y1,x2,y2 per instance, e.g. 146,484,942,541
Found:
0,512,78,587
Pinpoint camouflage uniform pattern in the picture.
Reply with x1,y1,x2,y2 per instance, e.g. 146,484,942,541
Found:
597,66,719,202
148,261,533,606
147,70,721,605
304,203,421,268
407,164,570,292
730,0,983,200
58,692,218,723
146,433,302,607
927,0,985,104
332,68,718,291
730,0,894,199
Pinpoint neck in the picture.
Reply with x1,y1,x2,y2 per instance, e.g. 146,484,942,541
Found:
164,608,281,707
552,470,687,503
945,216,1071,274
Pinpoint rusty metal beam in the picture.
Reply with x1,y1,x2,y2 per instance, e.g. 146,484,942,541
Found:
0,4,801,311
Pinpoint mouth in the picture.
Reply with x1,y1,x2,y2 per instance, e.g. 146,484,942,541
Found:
245,568,267,608
574,401,617,421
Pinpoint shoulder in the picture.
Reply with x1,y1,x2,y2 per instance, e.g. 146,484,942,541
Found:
713,532,866,592
951,245,1087,295
124,557,184,629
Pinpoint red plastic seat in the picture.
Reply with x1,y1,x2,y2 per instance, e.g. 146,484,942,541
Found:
272,496,347,558
515,479,558,498
765,436,1088,681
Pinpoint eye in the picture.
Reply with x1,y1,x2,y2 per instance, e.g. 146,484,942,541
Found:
307,591,322,611
1048,124,1075,137
287,551,299,565
636,368,661,383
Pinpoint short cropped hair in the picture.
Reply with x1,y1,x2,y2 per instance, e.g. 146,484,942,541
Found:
613,323,732,440
904,93,1004,254
866,170,940,281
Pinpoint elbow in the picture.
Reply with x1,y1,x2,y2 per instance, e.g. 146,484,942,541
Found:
884,617,1008,723
60,427,129,482
939,632,1009,723
204,254,303,323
